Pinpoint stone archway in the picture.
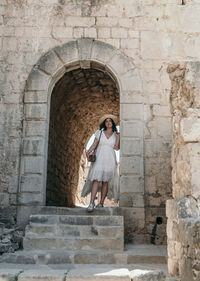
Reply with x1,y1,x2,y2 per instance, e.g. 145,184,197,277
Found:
46,64,119,207
18,39,144,232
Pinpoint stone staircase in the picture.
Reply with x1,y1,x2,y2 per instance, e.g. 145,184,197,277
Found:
23,214,124,251
0,207,171,280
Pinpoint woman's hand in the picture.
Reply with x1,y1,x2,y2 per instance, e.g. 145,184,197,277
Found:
86,150,93,160
114,144,119,151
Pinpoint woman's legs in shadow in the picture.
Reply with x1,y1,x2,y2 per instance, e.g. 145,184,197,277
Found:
100,181,108,205
90,180,99,204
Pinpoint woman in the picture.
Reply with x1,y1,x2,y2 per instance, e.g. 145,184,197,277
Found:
81,114,120,212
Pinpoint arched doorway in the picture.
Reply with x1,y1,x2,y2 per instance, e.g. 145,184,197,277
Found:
18,39,144,239
46,63,119,207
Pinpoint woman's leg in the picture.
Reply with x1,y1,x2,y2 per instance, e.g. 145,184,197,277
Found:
90,180,99,204
100,181,108,205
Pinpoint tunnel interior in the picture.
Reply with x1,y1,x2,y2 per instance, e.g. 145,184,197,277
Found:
46,62,119,207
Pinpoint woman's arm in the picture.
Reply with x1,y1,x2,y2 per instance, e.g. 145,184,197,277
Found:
114,132,120,151
86,138,99,159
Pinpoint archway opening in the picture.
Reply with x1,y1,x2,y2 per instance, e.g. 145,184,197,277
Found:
46,62,119,207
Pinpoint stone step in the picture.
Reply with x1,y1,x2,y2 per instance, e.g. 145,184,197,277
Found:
28,214,123,226
0,244,167,265
24,214,124,251
33,206,121,216
23,236,124,251
25,224,123,239
0,264,170,281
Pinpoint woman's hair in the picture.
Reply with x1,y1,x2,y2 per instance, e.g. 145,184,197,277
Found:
100,118,118,132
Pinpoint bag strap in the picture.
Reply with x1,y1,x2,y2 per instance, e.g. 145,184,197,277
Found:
94,130,103,153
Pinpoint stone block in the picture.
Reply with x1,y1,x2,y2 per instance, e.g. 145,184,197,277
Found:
30,215,58,225
111,28,127,38
98,226,124,239
168,257,179,276
18,193,43,206
72,238,124,251
121,38,139,49
179,256,193,281
121,138,142,156
120,92,144,103
25,104,47,120
121,104,143,120
23,138,44,155
98,27,110,38
77,38,93,61
107,51,134,77
24,121,46,137
0,193,9,205
20,175,43,193
120,176,144,193
180,118,200,142
120,156,143,175
36,50,64,76
24,91,48,104
73,27,84,38
65,16,95,27
91,40,116,64
26,67,50,91
166,198,199,221
120,193,144,208
121,207,145,233
166,220,179,241
18,270,66,281
177,143,200,199
0,269,23,281
2,37,17,51
153,105,170,117
94,216,123,227
59,216,93,225
24,156,44,174
96,17,118,26
120,120,143,138
84,28,97,38
66,265,130,280
52,26,73,38
54,40,79,65
141,31,177,59
120,69,142,92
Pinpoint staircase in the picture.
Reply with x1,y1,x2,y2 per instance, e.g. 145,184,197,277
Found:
1,207,167,266
23,213,124,251
0,207,171,280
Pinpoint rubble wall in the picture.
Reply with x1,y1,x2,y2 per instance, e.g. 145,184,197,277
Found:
167,62,200,280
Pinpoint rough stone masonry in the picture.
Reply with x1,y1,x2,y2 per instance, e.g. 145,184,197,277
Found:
0,0,200,277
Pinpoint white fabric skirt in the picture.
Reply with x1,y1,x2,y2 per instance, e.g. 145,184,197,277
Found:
81,130,119,202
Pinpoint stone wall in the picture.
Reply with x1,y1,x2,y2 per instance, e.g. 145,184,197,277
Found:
167,63,200,280
3,0,200,242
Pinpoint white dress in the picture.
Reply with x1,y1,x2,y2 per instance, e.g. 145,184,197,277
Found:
81,129,119,202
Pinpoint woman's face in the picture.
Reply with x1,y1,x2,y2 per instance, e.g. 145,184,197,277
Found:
105,118,112,128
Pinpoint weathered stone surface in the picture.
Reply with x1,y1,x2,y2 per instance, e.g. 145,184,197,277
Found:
120,121,143,138
180,118,200,142
120,176,144,193
18,270,66,281
20,176,43,193
120,157,143,175
26,68,50,91
0,269,23,281
167,62,200,279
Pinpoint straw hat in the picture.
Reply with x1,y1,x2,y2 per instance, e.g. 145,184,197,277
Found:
99,114,118,125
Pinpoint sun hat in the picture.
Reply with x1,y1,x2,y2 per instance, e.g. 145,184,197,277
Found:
99,114,118,125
